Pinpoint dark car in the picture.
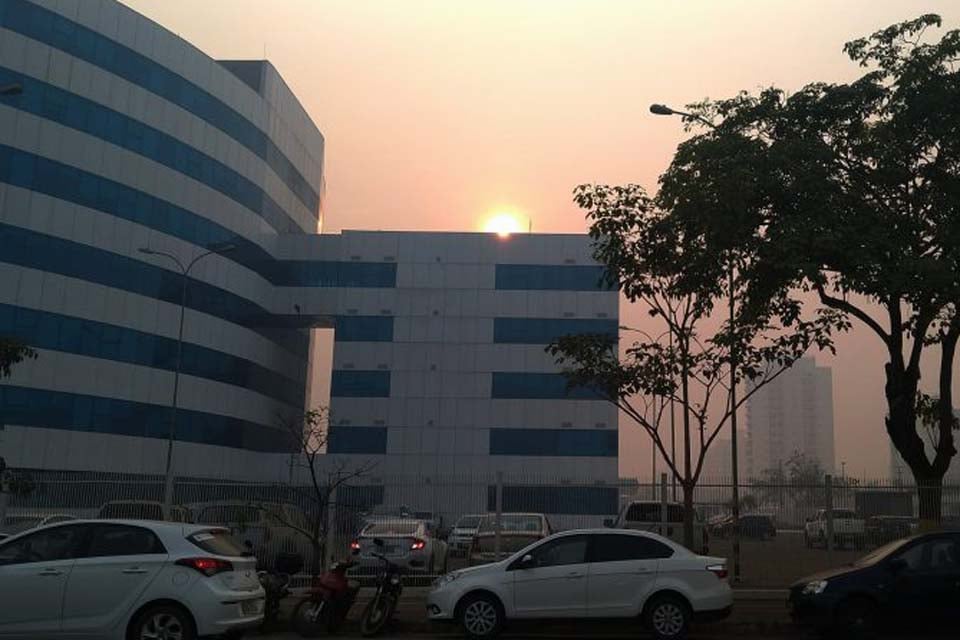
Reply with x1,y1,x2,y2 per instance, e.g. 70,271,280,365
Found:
710,514,776,540
865,515,916,546
788,532,960,635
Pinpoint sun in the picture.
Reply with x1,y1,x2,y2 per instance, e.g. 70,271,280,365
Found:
483,211,523,238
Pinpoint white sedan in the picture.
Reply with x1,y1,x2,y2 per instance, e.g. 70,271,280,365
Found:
0,519,264,640
428,528,732,640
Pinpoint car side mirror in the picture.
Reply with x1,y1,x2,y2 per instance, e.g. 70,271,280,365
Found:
603,518,614,528
519,554,536,568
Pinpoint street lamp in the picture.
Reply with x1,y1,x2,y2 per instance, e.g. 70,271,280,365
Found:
649,103,742,582
138,242,236,510
0,83,23,96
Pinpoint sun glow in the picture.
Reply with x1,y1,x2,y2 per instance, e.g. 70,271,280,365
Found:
483,211,523,238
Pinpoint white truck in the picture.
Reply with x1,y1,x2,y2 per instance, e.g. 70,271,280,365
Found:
804,508,866,549
609,500,709,554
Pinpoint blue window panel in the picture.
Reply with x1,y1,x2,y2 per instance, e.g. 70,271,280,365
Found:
490,373,601,400
330,371,391,397
334,316,394,342
327,427,388,454
0,66,300,232
0,223,309,357
0,145,395,292
493,318,618,344
494,265,612,291
0,385,296,453
0,304,305,408
489,428,617,457
486,485,618,516
0,0,320,217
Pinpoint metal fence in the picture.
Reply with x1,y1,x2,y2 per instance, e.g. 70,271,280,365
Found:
2,468,959,588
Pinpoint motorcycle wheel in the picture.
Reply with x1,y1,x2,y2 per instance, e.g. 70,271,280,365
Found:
291,598,329,638
360,593,396,637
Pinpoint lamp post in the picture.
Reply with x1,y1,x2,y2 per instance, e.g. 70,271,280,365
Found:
138,242,236,510
649,103,741,582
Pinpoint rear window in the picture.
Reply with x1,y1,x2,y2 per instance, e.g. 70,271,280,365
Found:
456,516,481,528
478,515,542,533
624,503,685,523
99,503,163,520
187,529,247,556
363,522,418,536
199,506,261,524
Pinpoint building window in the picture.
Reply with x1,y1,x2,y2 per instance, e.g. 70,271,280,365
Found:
330,370,391,397
485,485,618,516
493,318,617,344
491,373,601,400
327,426,387,454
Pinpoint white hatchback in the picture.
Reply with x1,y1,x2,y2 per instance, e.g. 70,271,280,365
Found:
428,528,732,640
0,519,264,640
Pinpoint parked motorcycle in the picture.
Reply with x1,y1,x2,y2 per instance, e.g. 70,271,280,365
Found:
258,552,303,628
291,555,360,637
359,538,404,637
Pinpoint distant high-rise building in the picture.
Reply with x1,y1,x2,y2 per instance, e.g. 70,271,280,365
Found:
746,357,835,478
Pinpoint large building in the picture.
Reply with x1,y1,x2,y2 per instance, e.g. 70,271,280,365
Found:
745,357,835,479
0,0,619,518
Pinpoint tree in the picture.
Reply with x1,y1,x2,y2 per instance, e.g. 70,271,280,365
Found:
257,407,376,577
548,184,842,548
0,337,36,378
656,15,960,523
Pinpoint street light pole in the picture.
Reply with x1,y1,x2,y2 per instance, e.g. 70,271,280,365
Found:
138,243,235,510
650,102,741,580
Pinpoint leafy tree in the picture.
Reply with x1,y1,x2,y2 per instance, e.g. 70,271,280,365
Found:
549,184,842,548
657,15,960,523
0,337,36,378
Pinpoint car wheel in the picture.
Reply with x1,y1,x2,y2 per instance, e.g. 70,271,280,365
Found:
459,593,504,640
129,604,195,640
645,594,691,640
834,596,877,638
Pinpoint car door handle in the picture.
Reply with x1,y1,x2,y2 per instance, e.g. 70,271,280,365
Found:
122,567,148,575
635,567,653,574
566,571,584,579
38,569,64,576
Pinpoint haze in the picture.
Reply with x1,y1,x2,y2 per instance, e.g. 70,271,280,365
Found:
123,0,960,478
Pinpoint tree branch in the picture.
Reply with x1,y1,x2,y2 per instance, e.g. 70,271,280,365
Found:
815,284,890,344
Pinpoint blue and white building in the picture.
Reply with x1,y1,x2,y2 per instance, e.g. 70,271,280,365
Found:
0,0,619,515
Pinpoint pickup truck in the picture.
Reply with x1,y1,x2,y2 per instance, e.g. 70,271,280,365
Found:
804,508,865,550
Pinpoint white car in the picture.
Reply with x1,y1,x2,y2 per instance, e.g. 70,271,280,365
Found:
0,519,264,640
353,518,448,574
428,528,731,640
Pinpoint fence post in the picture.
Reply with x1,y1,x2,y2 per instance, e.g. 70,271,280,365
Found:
660,473,668,538
0,489,7,526
825,474,834,563
494,472,503,560
325,484,337,570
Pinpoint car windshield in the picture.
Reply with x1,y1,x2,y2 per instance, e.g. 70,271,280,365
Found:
853,538,911,567
199,505,261,524
478,515,541,533
456,516,481,529
99,503,164,520
364,522,418,536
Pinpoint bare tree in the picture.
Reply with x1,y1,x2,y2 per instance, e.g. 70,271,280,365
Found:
256,407,376,577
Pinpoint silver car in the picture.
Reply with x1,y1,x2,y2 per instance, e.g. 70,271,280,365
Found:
448,514,483,557
353,519,448,574
428,528,732,640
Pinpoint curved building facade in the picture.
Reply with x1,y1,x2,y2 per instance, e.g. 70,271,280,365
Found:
0,0,323,476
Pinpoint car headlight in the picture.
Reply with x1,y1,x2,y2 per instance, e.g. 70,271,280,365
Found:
802,580,828,595
433,572,461,589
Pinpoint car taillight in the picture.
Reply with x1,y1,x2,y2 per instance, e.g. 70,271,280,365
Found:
410,539,426,551
176,557,233,577
350,539,361,551
707,563,728,580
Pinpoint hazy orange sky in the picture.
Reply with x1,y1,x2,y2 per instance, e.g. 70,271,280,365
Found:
123,0,960,478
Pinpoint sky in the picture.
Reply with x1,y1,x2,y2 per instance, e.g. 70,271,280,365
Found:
123,0,960,478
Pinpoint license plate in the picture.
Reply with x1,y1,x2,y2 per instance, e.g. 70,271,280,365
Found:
241,599,264,615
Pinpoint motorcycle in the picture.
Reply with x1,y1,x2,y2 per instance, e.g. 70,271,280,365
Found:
291,555,360,637
258,552,303,628
359,538,404,637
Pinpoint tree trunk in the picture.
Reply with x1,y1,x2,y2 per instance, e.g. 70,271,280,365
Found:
916,474,943,530
682,482,695,550
310,539,322,578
